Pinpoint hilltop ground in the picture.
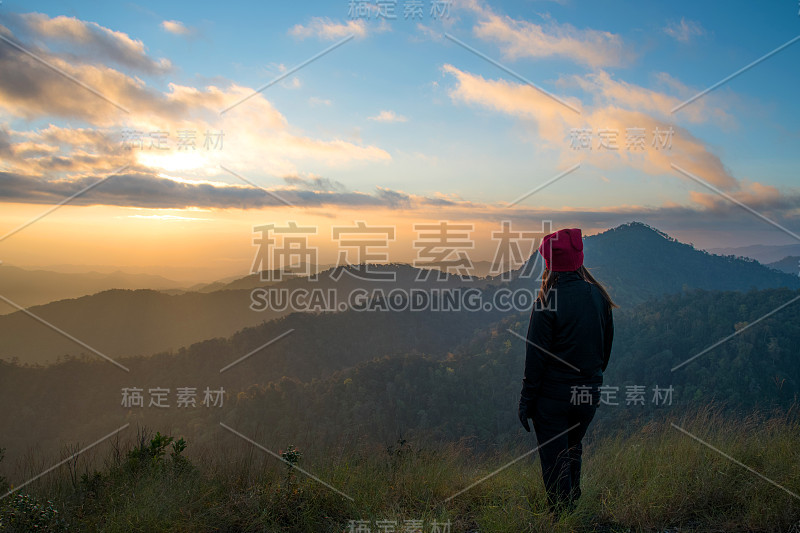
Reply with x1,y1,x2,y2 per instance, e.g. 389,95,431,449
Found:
1,408,799,532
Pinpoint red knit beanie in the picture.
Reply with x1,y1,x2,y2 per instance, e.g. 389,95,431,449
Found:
538,228,584,272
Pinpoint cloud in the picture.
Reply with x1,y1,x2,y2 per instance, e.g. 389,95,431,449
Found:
461,2,632,68
0,19,391,181
0,168,446,211
415,23,445,42
664,18,705,43
688,181,796,214
563,70,732,125
2,166,798,245
128,214,210,221
368,110,408,123
12,12,171,74
0,30,164,123
376,186,413,208
283,76,302,89
309,97,332,106
3,8,793,242
1,125,131,177
442,63,743,194
161,20,194,37
0,168,800,231
283,175,347,192
0,126,14,157
289,17,368,40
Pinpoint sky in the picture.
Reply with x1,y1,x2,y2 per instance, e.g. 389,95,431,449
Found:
0,0,798,281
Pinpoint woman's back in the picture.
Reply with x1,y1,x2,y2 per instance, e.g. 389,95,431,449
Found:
532,270,614,401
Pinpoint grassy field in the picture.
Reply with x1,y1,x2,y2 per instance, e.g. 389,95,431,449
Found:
1,407,799,532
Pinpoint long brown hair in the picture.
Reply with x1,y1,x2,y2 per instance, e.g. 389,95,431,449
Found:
538,266,619,309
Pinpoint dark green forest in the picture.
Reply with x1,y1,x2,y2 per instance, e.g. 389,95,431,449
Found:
1,286,798,466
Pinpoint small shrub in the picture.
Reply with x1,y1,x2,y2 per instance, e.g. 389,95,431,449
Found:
280,444,302,491
79,471,103,499
0,493,69,532
124,431,191,475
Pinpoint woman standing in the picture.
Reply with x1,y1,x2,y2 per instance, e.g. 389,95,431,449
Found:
517,227,617,517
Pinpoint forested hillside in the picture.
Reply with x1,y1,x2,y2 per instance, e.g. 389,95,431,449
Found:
1,286,798,469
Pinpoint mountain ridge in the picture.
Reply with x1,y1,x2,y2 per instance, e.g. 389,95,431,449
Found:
1,221,797,365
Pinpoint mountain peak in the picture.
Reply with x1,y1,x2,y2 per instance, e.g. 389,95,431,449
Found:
597,221,678,243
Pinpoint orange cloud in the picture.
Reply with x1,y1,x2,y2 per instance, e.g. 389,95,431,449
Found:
442,64,738,191
368,110,408,123
15,12,171,74
689,182,787,212
459,0,632,68
289,17,369,40
160,20,194,37
566,71,733,126
0,20,390,181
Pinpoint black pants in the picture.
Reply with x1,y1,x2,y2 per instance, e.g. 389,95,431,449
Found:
531,395,597,513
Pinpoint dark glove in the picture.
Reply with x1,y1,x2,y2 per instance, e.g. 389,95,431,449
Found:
518,395,534,432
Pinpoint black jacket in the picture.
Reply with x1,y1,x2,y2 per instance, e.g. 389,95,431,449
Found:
520,271,614,402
